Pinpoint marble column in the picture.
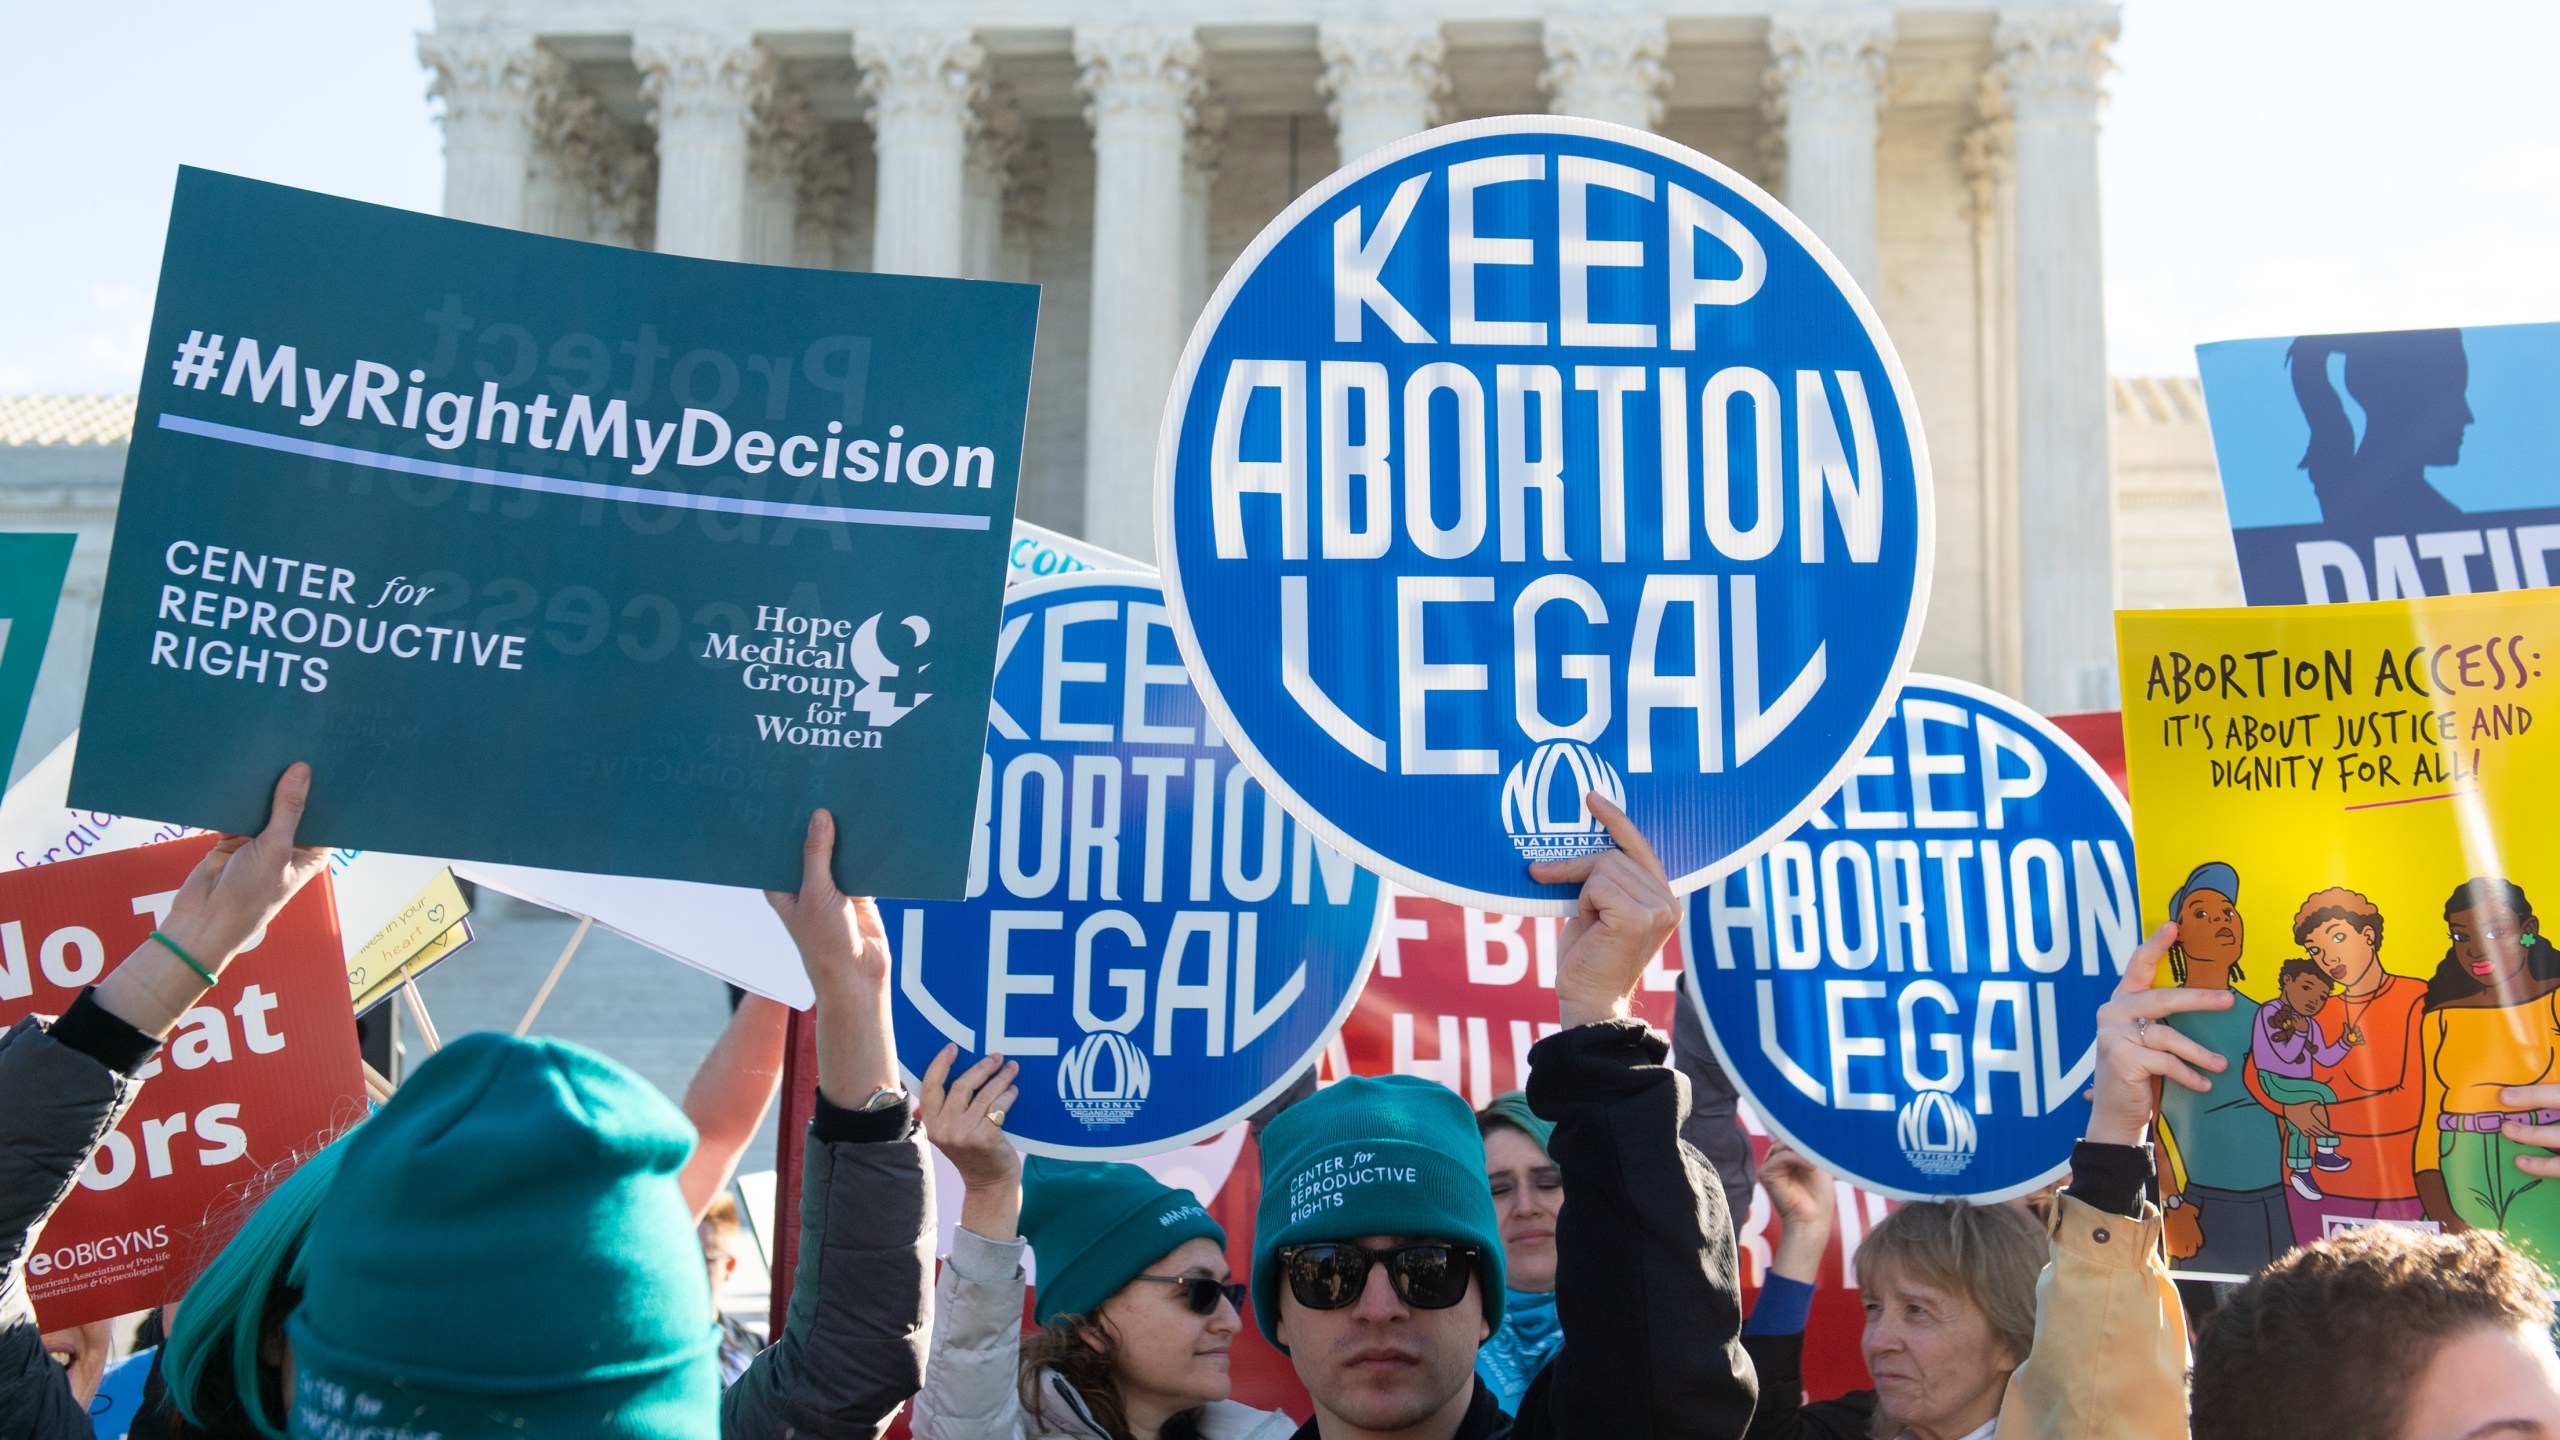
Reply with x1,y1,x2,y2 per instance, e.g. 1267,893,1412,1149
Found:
525,85,605,240
1964,80,2022,695
963,91,1024,281
635,31,772,262
746,90,816,267
1539,16,1668,132
1075,25,1202,559
1180,96,1226,332
418,33,555,228
1316,21,1448,163
857,26,983,279
1764,11,1893,294
1996,7,2120,712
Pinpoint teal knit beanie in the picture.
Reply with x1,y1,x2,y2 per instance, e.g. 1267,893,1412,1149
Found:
1251,1075,1505,1351
287,1033,719,1438
1021,1156,1225,1325
1477,1091,1554,1153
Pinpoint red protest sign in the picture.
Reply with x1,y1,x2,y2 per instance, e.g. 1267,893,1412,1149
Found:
2048,711,2126,795
1318,889,1683,1096
0,836,363,1329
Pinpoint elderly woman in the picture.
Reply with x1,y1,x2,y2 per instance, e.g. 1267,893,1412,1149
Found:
1742,1143,2049,1440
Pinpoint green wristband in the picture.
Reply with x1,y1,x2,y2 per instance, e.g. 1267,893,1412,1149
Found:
149,930,218,988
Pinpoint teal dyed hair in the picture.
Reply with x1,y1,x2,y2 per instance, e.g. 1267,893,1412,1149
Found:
163,1132,355,1438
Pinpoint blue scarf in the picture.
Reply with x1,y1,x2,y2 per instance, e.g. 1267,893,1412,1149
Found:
1473,1287,1563,1414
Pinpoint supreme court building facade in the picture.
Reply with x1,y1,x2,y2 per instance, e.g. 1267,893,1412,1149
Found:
2,1,2158,786
413,0,2128,715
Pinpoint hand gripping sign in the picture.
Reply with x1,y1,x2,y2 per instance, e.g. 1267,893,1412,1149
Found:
1156,116,1932,914
1686,677,2134,1200
0,835,363,1327
886,574,1386,1158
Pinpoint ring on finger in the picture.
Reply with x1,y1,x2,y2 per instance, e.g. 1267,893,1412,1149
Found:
2135,1015,2151,1039
988,1108,1008,1126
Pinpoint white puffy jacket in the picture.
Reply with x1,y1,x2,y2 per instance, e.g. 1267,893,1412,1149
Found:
910,1228,1299,1440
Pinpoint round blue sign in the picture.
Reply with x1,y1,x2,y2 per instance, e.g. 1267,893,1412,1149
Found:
1156,116,1932,915
885,574,1385,1158
1684,676,2133,1201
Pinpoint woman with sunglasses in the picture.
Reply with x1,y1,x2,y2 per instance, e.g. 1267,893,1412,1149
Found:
911,1044,1294,1440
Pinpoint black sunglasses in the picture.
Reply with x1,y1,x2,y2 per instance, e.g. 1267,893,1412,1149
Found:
1278,1243,1482,1312
1135,1274,1248,1316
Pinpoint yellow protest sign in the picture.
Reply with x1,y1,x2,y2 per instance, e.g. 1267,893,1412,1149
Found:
2118,590,2557,1279
346,869,473,1015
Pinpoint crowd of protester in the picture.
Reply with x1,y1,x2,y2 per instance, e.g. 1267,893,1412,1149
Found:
9,766,2560,1438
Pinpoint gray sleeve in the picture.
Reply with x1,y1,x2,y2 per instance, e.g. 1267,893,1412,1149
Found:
909,1228,1031,1440
722,1128,935,1440
0,1014,146,1440
1671,985,1758,1222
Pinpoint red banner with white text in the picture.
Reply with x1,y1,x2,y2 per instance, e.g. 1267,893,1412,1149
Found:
0,836,363,1328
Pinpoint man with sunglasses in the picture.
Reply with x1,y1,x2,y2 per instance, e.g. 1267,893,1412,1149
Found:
1250,796,1754,1440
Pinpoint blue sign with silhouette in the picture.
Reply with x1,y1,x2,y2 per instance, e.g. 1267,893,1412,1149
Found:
1684,675,2131,1201
1155,116,1933,915
883,574,1385,1159
2200,323,2560,606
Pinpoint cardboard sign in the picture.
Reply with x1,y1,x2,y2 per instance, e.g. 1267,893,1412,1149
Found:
0,533,74,777
1686,676,2131,1201
2199,322,2560,606
1,835,363,1328
69,167,1036,897
1156,116,1932,915
345,867,471,1014
886,574,1385,1157
2120,592,2558,1279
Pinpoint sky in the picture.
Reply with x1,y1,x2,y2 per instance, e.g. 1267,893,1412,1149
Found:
1,0,2555,391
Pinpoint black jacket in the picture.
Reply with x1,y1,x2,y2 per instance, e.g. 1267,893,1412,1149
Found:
1281,1020,1755,1440
0,1005,141,1440
720,1114,934,1439
1737,1332,1877,1440
1511,1018,1756,1439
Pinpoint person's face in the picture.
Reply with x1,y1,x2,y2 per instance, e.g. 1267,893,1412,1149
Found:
2306,918,2382,988
1096,1237,1240,1412
1278,1235,1490,1434
1484,1127,1562,1294
1861,1269,2017,1440
2179,889,2245,977
2451,905,2536,989
699,1226,740,1307
2393,1321,2560,1440
2285,970,2333,1017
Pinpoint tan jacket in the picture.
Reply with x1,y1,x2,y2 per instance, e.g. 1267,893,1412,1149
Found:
1997,1193,2191,1439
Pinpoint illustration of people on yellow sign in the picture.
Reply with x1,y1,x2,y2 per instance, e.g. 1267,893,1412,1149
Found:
2121,589,2558,1277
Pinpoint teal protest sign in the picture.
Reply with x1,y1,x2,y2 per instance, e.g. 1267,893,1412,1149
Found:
69,169,1037,896
0,533,75,775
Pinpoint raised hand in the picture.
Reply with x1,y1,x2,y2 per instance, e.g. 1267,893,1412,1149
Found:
921,1044,1023,1241
159,762,331,969
765,809,892,995
2086,923,2235,1147
1527,793,1680,1028
766,809,896,1107
99,763,329,1037
1759,1141,1837,1284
